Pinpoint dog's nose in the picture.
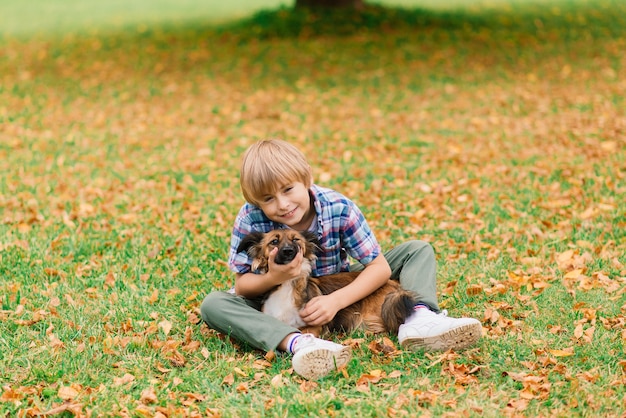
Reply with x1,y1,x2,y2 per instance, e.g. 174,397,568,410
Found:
275,245,298,265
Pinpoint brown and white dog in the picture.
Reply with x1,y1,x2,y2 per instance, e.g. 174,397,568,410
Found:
237,229,417,337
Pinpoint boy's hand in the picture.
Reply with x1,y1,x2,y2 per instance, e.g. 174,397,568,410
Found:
266,247,304,285
299,294,341,327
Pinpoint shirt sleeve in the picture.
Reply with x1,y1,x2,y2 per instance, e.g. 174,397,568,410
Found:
228,207,255,274
341,202,381,265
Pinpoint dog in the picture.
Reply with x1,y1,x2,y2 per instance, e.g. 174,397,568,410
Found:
236,229,417,337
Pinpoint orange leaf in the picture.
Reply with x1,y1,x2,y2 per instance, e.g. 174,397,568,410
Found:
0,387,22,402
356,373,383,386
222,374,234,386
113,373,135,386
140,388,158,405
148,289,159,304
574,323,584,339
466,284,483,295
104,271,116,288
58,386,79,400
271,374,285,387
158,320,172,335
583,326,595,343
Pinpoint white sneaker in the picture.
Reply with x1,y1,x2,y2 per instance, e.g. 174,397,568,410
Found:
398,308,482,352
291,334,351,380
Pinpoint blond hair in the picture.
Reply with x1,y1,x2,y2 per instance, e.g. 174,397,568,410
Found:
240,139,312,206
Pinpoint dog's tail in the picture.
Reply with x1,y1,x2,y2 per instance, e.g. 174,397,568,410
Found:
381,290,417,334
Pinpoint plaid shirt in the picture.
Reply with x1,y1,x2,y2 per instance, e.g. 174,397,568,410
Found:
228,184,381,277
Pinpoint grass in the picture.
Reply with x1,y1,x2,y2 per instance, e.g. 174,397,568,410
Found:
1,0,625,416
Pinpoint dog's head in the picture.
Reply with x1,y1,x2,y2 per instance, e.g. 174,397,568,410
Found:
237,229,320,274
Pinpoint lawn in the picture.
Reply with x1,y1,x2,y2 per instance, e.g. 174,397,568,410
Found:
1,0,625,416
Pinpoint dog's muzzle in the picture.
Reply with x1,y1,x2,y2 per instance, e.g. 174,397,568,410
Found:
274,244,299,265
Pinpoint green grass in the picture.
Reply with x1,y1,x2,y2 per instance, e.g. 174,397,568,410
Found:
1,0,625,416
0,0,292,38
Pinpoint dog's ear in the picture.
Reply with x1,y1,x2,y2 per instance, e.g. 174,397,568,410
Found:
237,232,265,256
301,231,322,255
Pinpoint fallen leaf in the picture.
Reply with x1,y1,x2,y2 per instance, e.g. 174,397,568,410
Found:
222,374,234,386
466,284,484,295
148,289,159,304
299,381,318,392
166,350,186,367
0,387,23,402
113,373,135,386
38,402,84,416
58,386,79,400
158,320,172,336
134,404,153,417
564,269,584,279
270,374,285,387
574,323,584,339
140,387,158,404
548,347,575,357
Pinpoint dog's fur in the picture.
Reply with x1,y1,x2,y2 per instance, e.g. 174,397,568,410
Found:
237,229,417,337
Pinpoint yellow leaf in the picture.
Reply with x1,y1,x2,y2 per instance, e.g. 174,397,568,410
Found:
134,405,152,417
564,269,583,279
233,367,247,377
548,348,575,357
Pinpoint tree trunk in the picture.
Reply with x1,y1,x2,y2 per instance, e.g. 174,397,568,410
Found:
295,0,365,9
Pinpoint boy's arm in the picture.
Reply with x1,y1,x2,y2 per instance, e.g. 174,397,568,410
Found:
233,247,305,298
299,253,391,327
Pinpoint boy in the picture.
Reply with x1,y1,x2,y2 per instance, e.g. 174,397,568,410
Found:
201,139,481,380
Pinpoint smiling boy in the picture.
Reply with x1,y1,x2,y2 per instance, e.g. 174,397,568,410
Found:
201,139,481,380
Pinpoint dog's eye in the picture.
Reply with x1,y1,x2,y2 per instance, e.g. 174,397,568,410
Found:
292,238,300,243
270,239,279,246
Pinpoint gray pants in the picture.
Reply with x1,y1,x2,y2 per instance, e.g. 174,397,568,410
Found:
200,240,439,352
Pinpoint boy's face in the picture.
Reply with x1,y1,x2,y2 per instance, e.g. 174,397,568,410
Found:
257,182,314,231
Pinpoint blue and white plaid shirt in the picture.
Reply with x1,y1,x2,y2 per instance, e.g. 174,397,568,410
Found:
228,184,381,277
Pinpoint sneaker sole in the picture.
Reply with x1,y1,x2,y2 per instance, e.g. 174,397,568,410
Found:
400,322,482,352
292,346,352,380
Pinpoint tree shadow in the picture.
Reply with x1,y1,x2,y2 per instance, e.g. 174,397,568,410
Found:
217,2,625,41
219,5,480,39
